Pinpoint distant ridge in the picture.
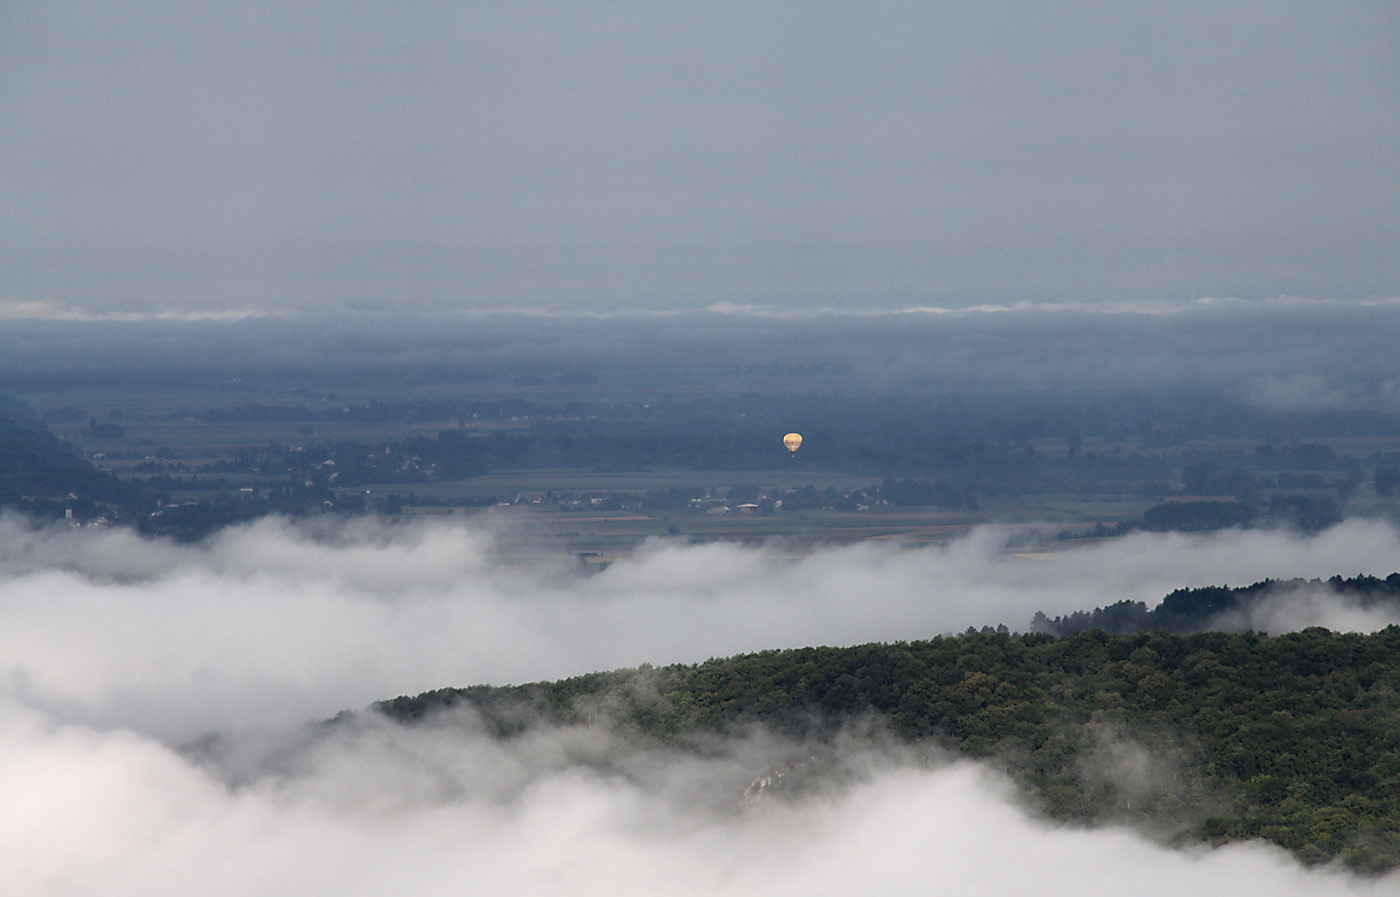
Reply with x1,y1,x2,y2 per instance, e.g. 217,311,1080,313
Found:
1029,574,1400,637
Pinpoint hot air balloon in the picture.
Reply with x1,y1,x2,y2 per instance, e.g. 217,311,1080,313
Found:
783,432,803,454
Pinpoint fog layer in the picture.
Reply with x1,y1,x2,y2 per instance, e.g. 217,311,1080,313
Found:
4,700,1398,896
4,514,1399,739
4,300,1400,409
6,515,1400,893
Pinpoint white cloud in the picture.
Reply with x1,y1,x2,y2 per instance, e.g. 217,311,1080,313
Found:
1,701,1395,897
3,514,1399,739
4,514,1399,893
1209,582,1400,634
0,298,266,322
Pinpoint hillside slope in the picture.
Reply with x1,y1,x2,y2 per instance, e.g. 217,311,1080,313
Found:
379,625,1400,872
0,415,134,511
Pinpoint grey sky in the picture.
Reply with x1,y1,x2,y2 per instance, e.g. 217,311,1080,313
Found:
2,1,1397,312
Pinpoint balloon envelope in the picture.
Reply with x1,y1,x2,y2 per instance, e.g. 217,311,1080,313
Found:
783,432,803,453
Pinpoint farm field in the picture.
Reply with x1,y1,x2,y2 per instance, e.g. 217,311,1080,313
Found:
16,374,1400,553
414,493,1160,561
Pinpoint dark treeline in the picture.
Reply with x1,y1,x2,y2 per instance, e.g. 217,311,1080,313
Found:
377,623,1400,872
1031,574,1400,637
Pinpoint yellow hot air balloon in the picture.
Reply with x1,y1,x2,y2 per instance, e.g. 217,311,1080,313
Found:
783,432,803,454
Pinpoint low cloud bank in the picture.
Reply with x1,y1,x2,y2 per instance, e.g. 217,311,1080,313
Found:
5,514,1400,893
3,300,1400,409
1205,581,1400,634
3,701,1397,897
3,514,1399,739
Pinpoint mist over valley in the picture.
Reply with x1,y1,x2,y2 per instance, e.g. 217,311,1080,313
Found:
5,1,1400,891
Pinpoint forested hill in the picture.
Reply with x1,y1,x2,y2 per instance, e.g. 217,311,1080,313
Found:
0,415,134,511
1030,573,1400,636
378,625,1400,872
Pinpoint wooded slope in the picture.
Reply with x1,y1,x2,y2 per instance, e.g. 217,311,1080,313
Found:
380,624,1400,872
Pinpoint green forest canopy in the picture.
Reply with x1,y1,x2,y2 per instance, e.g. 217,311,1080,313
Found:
379,603,1400,873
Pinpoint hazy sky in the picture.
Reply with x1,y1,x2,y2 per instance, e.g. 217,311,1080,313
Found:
3,1,1397,313
4,298,1400,413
